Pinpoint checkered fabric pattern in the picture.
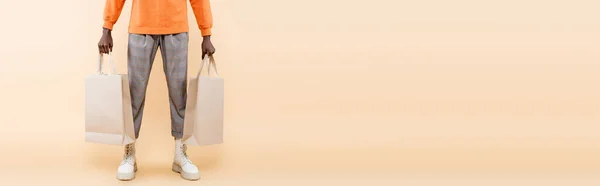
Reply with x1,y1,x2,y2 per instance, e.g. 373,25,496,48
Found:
127,33,189,139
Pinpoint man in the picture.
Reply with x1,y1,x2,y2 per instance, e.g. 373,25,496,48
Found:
97,0,216,181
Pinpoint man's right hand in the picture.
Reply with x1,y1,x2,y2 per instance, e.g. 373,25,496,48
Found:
98,28,113,54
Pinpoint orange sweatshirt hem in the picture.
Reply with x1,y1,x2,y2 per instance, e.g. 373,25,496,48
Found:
128,26,189,35
103,24,212,36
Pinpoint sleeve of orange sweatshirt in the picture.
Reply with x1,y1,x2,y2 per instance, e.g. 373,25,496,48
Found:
102,0,127,30
190,0,213,36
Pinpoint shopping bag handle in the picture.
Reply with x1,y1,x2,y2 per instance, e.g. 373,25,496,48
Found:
197,54,219,78
97,53,117,75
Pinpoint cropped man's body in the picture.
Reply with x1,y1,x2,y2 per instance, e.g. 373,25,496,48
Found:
98,0,216,181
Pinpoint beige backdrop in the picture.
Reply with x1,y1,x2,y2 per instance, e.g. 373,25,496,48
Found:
0,0,599,185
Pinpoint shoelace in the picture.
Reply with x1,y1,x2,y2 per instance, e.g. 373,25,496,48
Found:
121,144,135,165
178,144,193,165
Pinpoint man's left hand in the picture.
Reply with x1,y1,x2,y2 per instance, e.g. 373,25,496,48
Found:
202,36,216,58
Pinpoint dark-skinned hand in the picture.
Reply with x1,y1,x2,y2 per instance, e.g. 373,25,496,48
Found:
98,28,113,54
202,36,216,58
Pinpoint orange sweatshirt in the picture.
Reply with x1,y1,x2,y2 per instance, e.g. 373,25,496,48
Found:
103,0,213,36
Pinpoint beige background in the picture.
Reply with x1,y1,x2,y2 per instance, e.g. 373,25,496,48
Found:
0,0,599,185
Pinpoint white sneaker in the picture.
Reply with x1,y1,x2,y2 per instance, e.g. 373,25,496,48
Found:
172,139,200,180
116,143,137,181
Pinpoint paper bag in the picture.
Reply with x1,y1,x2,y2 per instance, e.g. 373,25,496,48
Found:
85,54,136,145
182,55,224,146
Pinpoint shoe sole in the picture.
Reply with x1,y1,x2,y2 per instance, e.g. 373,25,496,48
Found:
172,163,200,181
116,163,137,181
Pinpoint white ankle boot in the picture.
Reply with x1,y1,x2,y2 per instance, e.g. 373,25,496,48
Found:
172,139,200,180
116,143,137,181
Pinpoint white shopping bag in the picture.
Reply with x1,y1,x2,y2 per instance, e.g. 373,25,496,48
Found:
85,53,135,145
182,55,224,146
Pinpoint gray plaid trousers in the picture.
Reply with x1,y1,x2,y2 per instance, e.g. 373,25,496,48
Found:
127,33,189,139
